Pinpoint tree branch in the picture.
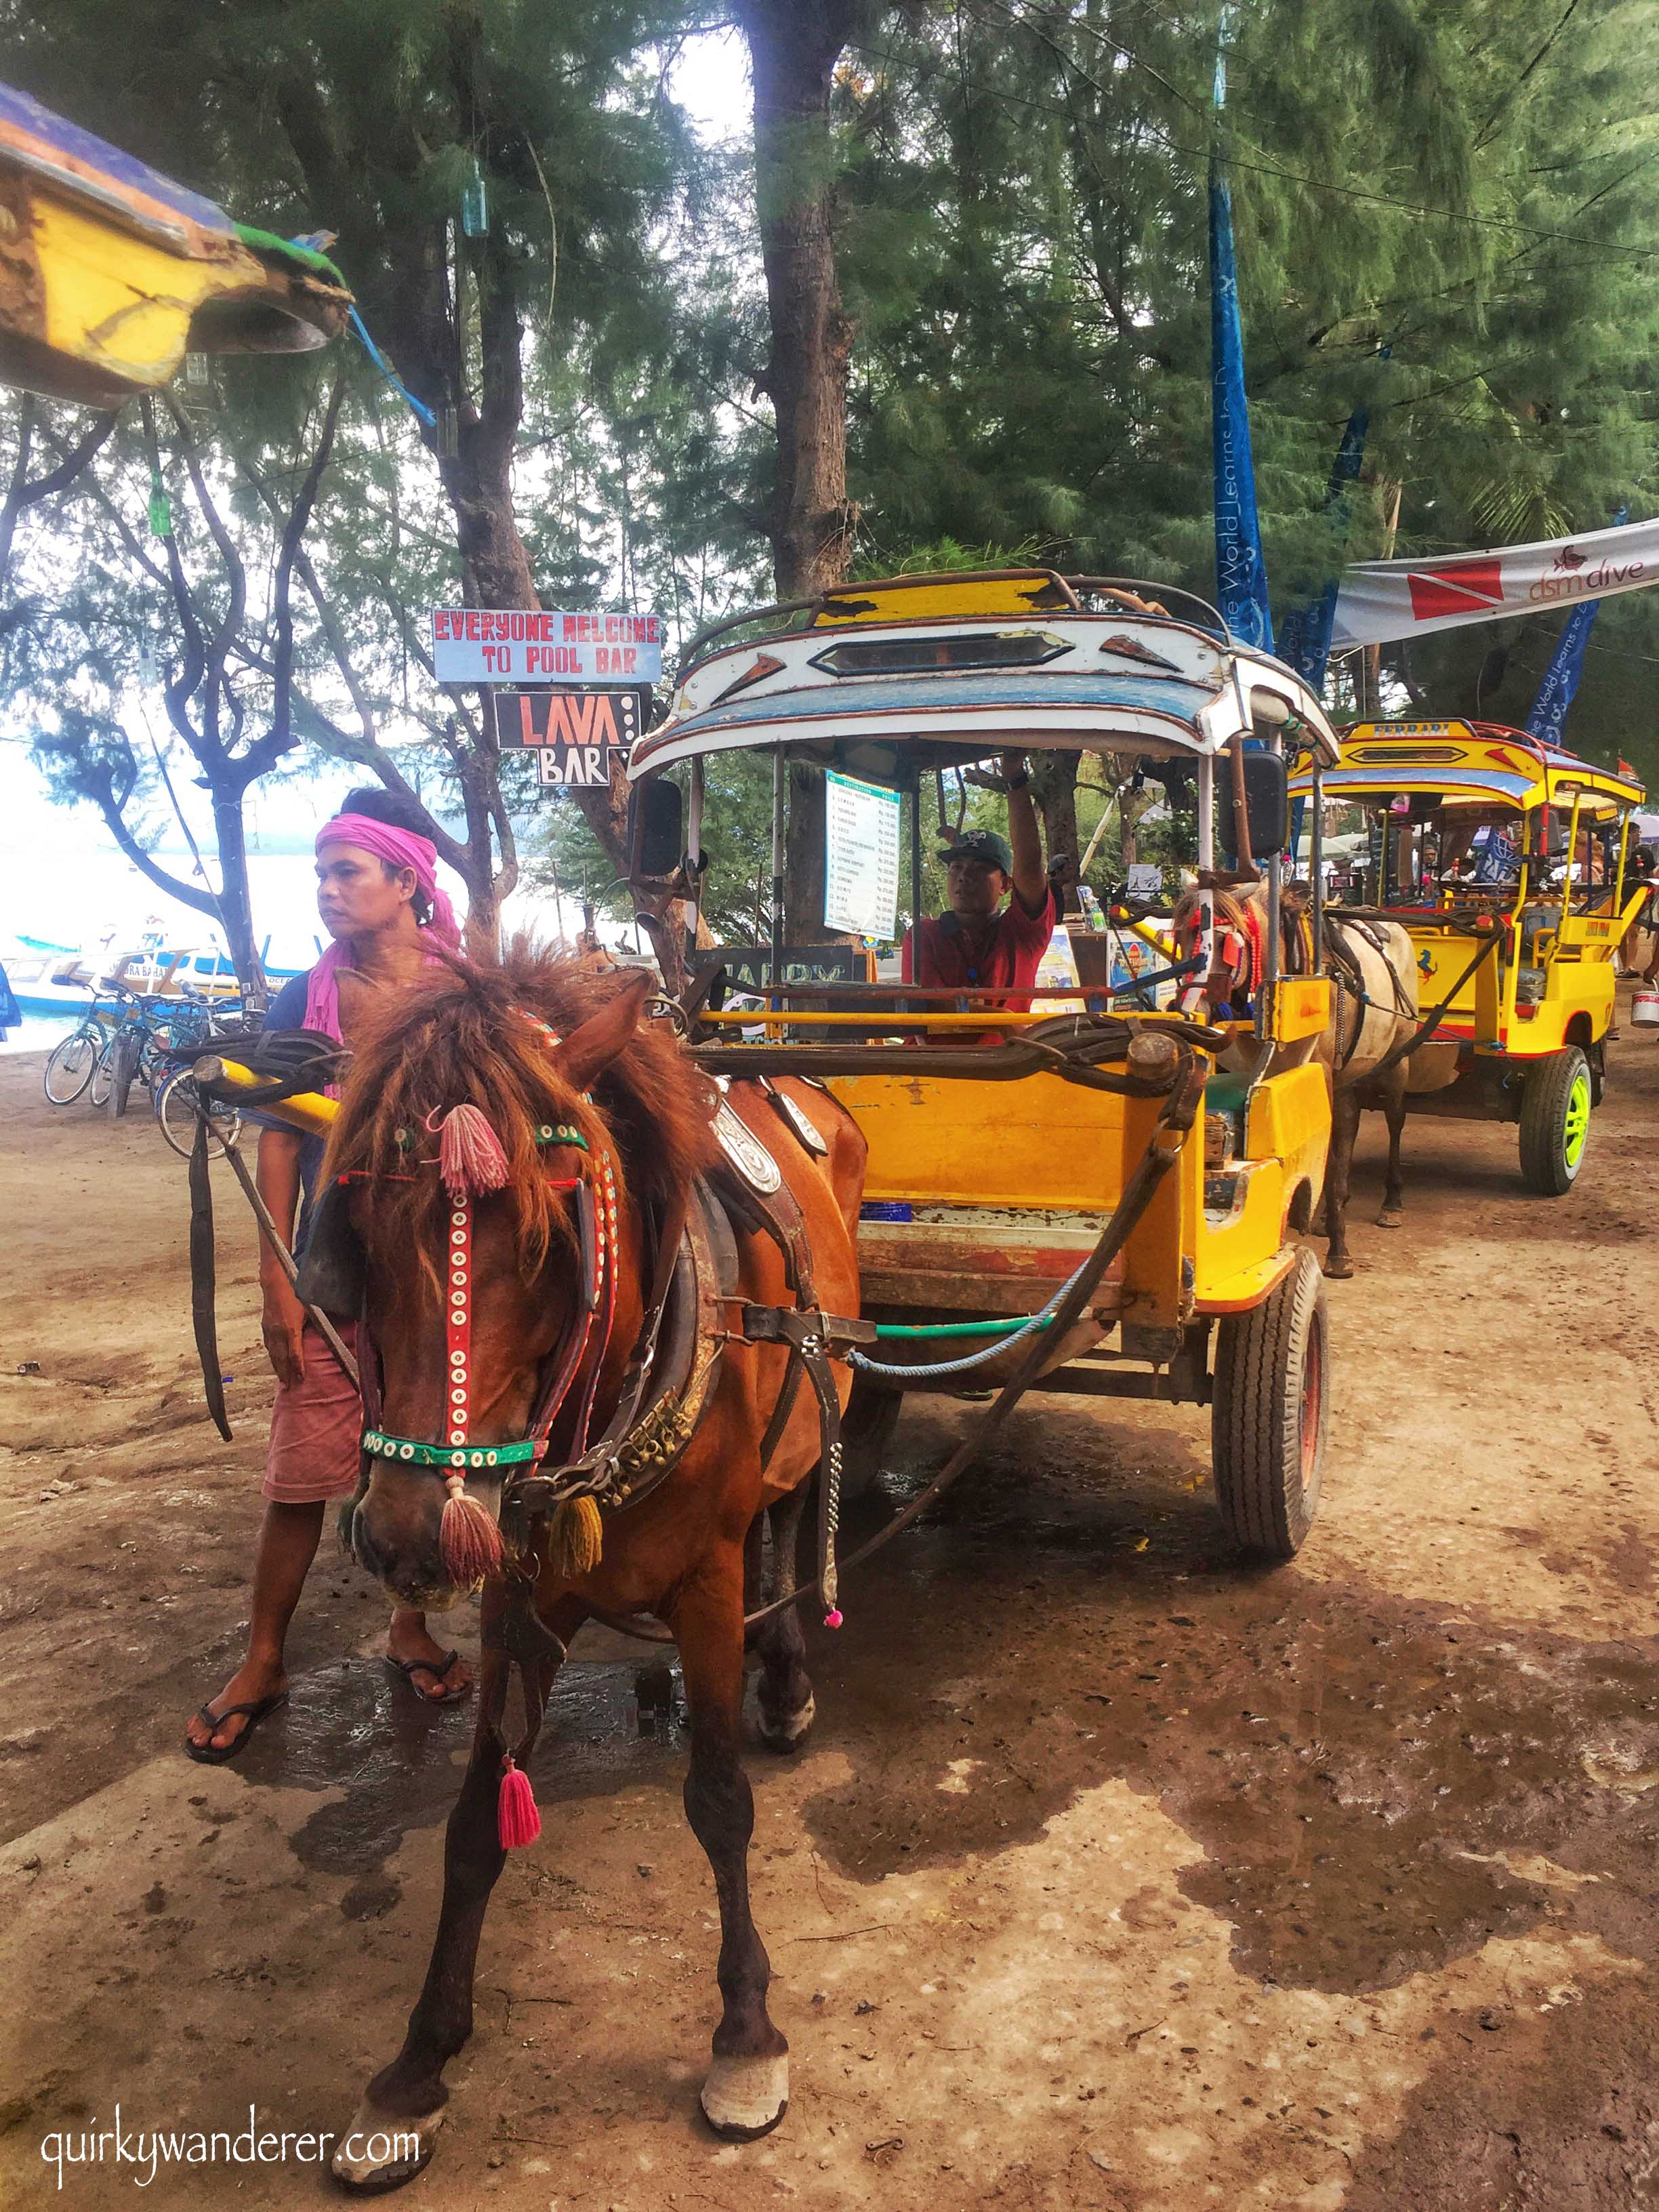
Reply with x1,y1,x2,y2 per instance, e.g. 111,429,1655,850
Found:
83,760,220,919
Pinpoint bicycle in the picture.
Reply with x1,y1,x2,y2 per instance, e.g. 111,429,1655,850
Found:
152,996,248,1159
42,985,119,1105
88,987,169,1117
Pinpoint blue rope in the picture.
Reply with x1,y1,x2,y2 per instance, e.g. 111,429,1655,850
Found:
849,1261,1088,1381
347,307,436,432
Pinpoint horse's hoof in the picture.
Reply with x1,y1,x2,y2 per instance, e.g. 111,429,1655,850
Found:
758,1692,815,1754
700,2053,790,2140
330,2095,445,2194
1375,1208,1404,1229
1322,1254,1354,1280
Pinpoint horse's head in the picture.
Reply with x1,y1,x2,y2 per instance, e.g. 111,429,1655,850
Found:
323,956,670,1605
1171,884,1258,1017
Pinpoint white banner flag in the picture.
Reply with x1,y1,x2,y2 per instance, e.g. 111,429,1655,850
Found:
1330,514,1659,650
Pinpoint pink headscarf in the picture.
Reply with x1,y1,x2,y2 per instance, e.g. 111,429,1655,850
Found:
303,812,464,1044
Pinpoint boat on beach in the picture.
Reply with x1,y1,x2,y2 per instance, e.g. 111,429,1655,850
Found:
0,932,304,1017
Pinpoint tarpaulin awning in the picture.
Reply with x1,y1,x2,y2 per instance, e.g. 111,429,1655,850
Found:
1331,514,1659,650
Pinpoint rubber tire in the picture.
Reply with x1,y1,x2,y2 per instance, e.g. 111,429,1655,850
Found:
43,1029,98,1105
1212,1246,1329,1561
155,1069,241,1162
840,1377,903,1501
1519,1045,1591,1196
88,1040,115,1109
107,1027,140,1118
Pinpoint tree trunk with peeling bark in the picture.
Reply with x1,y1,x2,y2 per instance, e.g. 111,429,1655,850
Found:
1031,754,1079,915
738,0,863,943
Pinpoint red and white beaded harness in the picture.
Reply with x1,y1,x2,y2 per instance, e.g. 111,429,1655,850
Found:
352,1019,628,1515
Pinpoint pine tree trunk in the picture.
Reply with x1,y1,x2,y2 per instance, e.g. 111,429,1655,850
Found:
739,0,861,943
1031,754,1078,912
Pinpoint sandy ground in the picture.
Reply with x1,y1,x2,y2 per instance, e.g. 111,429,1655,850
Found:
1,1015,1658,2211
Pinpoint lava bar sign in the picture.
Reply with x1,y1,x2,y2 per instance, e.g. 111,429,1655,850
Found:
431,607,663,684
494,689,640,785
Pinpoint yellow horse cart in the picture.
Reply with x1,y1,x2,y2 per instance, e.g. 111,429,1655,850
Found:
627,569,1344,1558
1290,718,1647,1193
0,81,349,408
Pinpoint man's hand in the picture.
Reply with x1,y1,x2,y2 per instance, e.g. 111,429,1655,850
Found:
999,752,1048,914
261,1273,308,1390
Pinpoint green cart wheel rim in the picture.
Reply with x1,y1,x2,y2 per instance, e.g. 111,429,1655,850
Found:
1563,1067,1591,1169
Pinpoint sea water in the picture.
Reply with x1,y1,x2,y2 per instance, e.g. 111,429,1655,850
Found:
0,842,579,1057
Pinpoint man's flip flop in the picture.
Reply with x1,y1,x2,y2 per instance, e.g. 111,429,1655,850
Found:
184,1690,289,1765
383,1650,471,1704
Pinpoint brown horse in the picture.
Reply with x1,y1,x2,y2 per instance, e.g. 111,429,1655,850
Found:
314,948,865,2190
1171,884,1419,1277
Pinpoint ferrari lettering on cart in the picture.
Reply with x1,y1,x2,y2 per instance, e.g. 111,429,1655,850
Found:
431,609,663,684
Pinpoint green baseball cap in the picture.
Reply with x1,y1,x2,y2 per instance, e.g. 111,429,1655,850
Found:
938,827,1014,874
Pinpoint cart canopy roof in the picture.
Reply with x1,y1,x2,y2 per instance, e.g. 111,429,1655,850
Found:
630,570,1341,784
1289,718,1645,819
0,81,350,408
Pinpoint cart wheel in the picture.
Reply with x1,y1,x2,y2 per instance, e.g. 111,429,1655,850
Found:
1519,1045,1591,1195
840,1376,903,1501
1212,1247,1328,1560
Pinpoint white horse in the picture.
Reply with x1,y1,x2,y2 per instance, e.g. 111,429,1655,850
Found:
1171,884,1420,1277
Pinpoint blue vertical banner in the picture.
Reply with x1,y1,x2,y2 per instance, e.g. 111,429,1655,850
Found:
1277,381,1380,687
1525,505,1628,742
1209,14,1273,652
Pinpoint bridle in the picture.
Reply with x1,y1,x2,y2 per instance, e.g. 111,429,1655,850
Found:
342,1004,645,1557
352,1120,621,1490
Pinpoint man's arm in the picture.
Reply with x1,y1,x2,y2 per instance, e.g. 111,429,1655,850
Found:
1000,752,1048,916
255,1124,308,1389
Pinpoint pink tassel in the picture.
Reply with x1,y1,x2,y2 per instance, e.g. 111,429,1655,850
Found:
440,1103,510,1204
497,1758,541,1849
441,1476,504,1587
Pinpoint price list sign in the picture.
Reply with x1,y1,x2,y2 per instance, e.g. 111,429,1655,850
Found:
823,769,901,940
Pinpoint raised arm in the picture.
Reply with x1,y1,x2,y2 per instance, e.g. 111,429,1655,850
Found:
1000,752,1048,914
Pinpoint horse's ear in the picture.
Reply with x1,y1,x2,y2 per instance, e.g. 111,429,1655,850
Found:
556,968,653,1093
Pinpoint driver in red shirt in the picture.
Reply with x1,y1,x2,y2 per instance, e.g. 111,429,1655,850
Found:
902,752,1056,1015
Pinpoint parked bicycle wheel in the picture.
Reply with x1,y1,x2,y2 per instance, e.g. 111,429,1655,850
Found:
135,1027,170,1096
155,1067,242,1161
88,1036,116,1109
43,1025,100,1105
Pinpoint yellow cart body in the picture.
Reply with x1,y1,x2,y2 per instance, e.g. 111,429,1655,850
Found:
1290,718,1647,1193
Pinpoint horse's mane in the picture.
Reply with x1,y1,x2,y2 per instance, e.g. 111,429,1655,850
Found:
323,941,718,1284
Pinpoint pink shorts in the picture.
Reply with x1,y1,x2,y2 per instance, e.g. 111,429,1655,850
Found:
262,1321,364,1504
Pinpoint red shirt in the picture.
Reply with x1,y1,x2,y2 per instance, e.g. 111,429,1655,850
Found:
901,887,1057,1009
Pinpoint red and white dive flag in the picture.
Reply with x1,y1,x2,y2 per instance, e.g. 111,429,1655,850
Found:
1330,514,1659,649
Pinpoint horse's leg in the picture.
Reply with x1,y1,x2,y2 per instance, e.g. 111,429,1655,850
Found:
331,1593,586,2192
1376,1066,1409,1228
754,1481,815,1753
670,1555,790,2140
1322,1084,1363,1279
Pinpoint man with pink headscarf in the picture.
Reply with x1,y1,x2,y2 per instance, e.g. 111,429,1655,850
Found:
186,788,472,1761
